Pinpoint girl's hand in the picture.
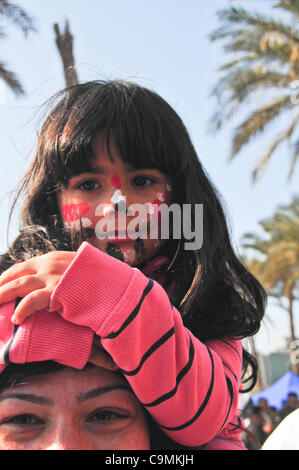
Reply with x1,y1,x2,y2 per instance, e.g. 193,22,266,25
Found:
88,336,119,371
0,251,77,325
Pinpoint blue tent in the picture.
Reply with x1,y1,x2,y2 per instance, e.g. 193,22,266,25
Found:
250,371,299,409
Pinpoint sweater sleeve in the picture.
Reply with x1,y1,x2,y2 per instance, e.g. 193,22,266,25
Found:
50,242,243,447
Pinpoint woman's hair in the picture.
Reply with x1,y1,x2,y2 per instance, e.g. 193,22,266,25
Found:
7,80,267,391
0,360,200,450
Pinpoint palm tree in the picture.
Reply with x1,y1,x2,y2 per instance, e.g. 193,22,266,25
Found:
54,20,78,88
242,196,299,374
0,0,36,95
210,0,299,181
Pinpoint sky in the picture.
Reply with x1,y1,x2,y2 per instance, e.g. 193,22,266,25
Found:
0,0,298,355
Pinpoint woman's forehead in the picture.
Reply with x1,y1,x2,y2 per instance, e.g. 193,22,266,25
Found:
1,365,127,395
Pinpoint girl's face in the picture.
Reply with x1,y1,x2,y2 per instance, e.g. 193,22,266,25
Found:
58,133,172,265
0,366,150,450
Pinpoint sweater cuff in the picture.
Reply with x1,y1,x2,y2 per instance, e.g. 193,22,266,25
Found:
50,242,137,333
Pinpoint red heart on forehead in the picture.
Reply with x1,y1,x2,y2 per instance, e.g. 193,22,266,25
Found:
111,175,121,189
62,203,91,222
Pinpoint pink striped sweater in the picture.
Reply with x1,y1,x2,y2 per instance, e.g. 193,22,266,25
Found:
50,242,245,449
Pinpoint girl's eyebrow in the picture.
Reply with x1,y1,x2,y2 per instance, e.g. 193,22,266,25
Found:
72,166,134,176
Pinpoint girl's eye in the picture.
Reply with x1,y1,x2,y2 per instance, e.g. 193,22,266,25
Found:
76,180,101,191
2,414,43,426
132,175,156,187
87,409,127,425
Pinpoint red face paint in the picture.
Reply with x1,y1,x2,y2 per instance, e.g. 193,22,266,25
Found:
151,192,169,206
62,203,91,223
111,175,121,189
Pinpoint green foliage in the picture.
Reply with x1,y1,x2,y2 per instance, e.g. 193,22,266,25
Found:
0,0,36,95
242,195,299,298
210,1,299,181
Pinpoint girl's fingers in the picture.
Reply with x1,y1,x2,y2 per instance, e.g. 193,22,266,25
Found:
0,275,44,304
88,345,119,371
0,263,36,287
11,289,51,325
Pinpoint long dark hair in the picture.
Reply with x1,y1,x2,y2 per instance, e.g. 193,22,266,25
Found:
8,80,267,391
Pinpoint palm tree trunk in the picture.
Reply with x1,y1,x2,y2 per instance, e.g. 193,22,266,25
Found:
54,21,78,88
249,336,263,391
286,287,299,375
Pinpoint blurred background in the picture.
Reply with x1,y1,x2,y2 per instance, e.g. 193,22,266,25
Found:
0,0,298,448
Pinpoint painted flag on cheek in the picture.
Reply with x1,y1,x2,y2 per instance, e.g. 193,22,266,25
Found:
62,203,91,223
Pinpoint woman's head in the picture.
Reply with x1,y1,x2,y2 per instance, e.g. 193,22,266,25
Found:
0,361,194,450
0,361,150,450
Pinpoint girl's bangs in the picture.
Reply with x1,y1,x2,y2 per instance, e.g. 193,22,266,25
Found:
43,81,185,184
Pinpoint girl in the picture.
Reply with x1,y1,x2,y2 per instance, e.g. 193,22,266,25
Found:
0,80,266,449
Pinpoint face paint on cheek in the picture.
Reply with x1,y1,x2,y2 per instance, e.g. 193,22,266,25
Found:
144,189,172,242
152,191,171,206
62,203,91,222
62,203,92,230
146,194,166,228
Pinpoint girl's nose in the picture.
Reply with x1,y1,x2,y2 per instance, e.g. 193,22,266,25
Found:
101,188,127,216
102,202,126,216
110,188,127,213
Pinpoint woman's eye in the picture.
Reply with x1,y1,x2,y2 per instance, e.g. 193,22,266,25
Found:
2,414,43,426
87,410,127,424
132,175,156,187
76,180,101,191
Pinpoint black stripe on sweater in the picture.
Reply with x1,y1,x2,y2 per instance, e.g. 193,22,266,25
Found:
3,324,19,364
144,333,195,408
120,327,175,376
218,376,234,433
222,361,238,382
159,346,215,432
105,279,154,339
3,299,22,364
218,339,241,360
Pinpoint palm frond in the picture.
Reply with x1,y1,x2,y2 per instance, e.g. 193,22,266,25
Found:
213,66,290,104
0,61,24,95
212,7,299,44
274,0,299,17
231,96,292,158
219,46,293,71
288,139,299,179
209,67,290,132
242,195,299,294
209,3,299,181
0,0,36,36
253,112,299,181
